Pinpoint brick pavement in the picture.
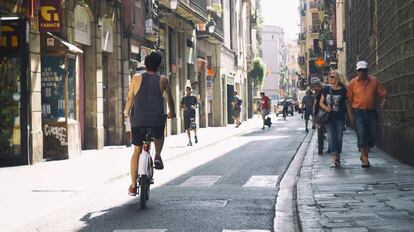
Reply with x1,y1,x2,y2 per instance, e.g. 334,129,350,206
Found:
297,129,414,232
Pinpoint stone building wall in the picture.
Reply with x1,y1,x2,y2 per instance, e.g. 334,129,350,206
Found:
345,0,414,164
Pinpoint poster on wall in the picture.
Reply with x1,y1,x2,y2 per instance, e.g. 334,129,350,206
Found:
101,19,113,53
39,0,62,32
74,5,92,45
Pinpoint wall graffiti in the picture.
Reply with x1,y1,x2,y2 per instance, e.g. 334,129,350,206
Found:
44,124,67,146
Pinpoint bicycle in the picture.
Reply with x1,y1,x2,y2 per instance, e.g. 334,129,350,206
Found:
135,129,155,209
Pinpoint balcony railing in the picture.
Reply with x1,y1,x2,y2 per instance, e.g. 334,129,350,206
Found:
190,0,208,15
309,25,320,33
298,33,306,41
211,12,224,38
309,1,318,9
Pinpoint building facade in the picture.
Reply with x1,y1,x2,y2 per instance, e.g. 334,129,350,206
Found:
261,25,285,99
0,0,257,166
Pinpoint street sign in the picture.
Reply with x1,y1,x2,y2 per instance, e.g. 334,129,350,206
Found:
315,57,325,67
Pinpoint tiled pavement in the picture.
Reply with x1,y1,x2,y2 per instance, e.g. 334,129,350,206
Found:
297,129,414,232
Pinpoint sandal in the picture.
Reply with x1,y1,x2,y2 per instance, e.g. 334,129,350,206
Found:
154,157,164,170
361,160,371,168
128,185,137,196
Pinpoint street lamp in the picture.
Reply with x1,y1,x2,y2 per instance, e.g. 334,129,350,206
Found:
170,0,179,10
207,18,216,34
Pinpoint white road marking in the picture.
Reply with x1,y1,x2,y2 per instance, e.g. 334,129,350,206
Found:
243,175,279,188
180,175,221,187
275,127,289,131
223,230,271,232
296,127,306,131
113,230,167,232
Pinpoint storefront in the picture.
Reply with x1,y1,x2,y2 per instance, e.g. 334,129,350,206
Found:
0,17,29,166
40,32,82,159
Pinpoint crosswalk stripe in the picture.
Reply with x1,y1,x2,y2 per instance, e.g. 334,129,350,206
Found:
223,230,271,232
243,175,278,188
275,127,289,131
113,230,167,232
180,175,221,187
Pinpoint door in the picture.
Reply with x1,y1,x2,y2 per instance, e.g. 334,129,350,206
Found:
227,84,234,124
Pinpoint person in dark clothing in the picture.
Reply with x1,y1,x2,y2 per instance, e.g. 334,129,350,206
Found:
302,89,314,132
313,84,325,154
181,86,198,146
124,51,176,196
232,91,242,128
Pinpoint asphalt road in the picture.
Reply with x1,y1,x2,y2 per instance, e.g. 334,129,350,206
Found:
23,114,309,232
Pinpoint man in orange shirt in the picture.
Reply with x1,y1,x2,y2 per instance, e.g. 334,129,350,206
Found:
348,61,387,168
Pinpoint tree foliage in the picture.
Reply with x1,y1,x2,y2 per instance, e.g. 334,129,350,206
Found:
248,58,266,87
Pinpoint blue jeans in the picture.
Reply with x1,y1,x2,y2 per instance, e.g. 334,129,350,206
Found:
354,109,377,148
325,120,345,155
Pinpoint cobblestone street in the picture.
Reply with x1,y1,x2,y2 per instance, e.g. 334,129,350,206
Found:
298,130,414,231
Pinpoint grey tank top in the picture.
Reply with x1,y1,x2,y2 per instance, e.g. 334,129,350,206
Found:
130,72,165,127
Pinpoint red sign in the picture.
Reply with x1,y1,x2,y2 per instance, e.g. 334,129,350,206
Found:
315,57,325,67
39,0,62,32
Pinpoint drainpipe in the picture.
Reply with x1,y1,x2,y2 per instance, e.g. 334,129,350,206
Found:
119,0,126,145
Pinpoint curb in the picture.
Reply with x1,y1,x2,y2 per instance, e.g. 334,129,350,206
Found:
274,130,314,232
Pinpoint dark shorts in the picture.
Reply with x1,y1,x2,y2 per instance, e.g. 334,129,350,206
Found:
232,108,241,118
131,126,164,146
354,109,377,148
304,111,312,120
184,117,195,130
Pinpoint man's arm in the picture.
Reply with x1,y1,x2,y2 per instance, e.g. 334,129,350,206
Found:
123,76,138,118
161,76,176,118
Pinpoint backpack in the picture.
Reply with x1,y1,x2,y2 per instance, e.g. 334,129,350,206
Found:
264,117,272,127
237,98,242,107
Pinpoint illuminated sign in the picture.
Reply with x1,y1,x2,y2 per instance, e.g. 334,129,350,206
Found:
39,0,62,32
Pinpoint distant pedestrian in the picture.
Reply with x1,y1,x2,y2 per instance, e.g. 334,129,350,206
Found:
313,84,325,154
232,91,242,128
282,97,290,120
301,89,314,132
181,86,198,146
348,61,387,168
260,92,271,130
319,70,354,168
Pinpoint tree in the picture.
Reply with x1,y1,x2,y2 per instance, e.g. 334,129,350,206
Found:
248,58,266,88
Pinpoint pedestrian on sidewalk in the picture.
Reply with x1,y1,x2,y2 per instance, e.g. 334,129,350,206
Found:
181,86,198,146
319,70,354,167
124,51,176,196
347,61,387,168
313,84,325,154
301,89,314,132
232,91,242,128
259,92,271,129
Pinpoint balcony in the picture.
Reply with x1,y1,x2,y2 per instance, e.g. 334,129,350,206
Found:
309,25,320,34
309,1,318,9
298,33,306,43
297,56,305,65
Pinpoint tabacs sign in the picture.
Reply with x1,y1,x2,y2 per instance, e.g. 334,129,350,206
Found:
39,0,62,32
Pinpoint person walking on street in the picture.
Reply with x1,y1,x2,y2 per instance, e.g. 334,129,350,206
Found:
302,89,314,132
181,86,198,146
313,84,325,154
320,70,354,168
124,51,176,196
347,61,387,168
232,91,242,128
282,97,290,120
260,92,271,130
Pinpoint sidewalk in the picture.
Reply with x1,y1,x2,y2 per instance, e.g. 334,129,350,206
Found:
297,129,414,231
0,116,262,232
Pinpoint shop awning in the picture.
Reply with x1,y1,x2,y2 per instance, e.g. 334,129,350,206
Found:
46,32,83,54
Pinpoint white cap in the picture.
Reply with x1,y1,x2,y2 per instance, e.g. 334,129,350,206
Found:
356,61,368,70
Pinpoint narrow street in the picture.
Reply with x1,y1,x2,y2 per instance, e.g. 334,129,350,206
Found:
20,115,307,232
